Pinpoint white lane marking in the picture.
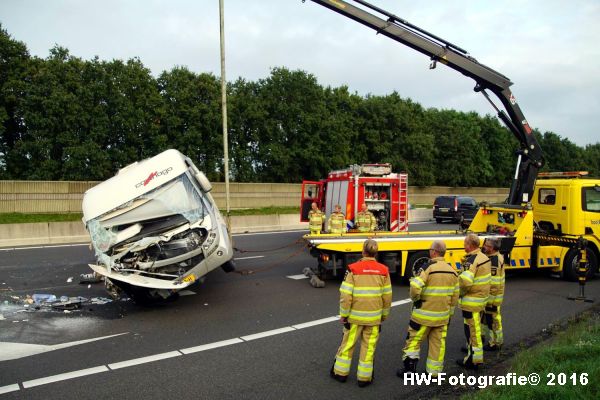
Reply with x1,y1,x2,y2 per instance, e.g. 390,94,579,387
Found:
235,256,265,261
180,338,244,355
292,316,340,330
0,384,19,395
286,274,308,280
10,298,413,391
391,299,412,307
241,327,298,341
22,366,109,388
108,351,182,370
0,332,129,362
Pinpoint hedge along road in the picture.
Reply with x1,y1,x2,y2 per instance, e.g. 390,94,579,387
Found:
0,226,599,399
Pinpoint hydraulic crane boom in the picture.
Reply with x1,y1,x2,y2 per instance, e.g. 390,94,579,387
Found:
306,0,545,206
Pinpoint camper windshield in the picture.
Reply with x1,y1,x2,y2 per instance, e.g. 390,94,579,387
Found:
87,173,208,255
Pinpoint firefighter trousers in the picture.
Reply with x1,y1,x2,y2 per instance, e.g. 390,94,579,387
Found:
462,310,484,365
402,320,449,375
309,228,321,235
483,305,503,346
333,324,380,382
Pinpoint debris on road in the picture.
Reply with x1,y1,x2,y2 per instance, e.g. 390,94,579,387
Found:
32,294,57,304
79,273,102,284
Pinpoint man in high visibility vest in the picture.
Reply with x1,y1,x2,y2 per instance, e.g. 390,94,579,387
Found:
308,202,326,235
457,233,491,370
482,238,505,351
355,203,376,233
331,239,392,387
399,240,458,376
328,204,346,234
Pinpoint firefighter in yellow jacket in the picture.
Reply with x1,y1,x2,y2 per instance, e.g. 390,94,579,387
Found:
399,240,459,376
308,202,326,234
331,239,392,387
328,204,346,234
355,203,376,232
482,238,505,351
457,233,491,369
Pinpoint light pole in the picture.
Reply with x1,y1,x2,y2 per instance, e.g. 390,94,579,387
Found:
219,0,231,239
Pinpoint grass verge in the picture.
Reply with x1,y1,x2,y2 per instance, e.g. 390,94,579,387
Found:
0,213,84,224
0,207,301,224
463,308,600,400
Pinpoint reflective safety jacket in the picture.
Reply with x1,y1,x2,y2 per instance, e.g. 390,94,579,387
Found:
339,258,392,326
328,212,346,234
409,257,459,327
487,251,505,307
458,249,491,312
355,211,376,232
308,210,326,231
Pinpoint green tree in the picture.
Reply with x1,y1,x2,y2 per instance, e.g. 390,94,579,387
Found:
0,25,30,179
158,67,221,180
427,109,493,187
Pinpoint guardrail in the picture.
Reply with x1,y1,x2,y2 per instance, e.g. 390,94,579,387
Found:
0,209,433,248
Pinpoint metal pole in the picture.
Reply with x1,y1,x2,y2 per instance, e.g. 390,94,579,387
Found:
219,0,231,239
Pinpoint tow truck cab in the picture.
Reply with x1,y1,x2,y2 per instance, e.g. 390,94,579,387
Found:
533,172,600,238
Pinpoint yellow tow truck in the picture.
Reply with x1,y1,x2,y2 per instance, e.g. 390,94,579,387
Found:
302,1,600,281
305,171,599,281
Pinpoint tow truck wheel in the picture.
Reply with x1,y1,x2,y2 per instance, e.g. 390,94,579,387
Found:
405,251,430,281
563,247,598,282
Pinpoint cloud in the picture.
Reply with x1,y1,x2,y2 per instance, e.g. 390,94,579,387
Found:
1,0,598,145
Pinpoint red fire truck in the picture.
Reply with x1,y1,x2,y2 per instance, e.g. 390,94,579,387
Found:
300,164,409,232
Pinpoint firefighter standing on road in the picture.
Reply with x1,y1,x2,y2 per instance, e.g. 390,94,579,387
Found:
308,202,326,235
355,203,376,233
482,238,505,351
328,204,346,234
457,233,491,370
399,240,459,376
331,239,392,388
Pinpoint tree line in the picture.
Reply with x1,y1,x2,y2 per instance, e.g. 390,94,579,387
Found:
1,26,599,187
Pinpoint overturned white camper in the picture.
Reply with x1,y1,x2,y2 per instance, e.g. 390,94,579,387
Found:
82,149,235,302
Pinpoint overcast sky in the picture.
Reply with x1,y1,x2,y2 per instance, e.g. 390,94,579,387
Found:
1,0,599,146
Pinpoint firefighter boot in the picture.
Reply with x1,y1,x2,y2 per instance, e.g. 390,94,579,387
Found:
396,357,417,377
330,361,347,383
456,358,479,371
483,344,501,352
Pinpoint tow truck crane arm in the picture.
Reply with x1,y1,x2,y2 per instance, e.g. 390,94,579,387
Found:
306,0,544,206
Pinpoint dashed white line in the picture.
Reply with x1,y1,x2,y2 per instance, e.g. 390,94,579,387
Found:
8,297,413,392
0,384,19,395
235,255,265,261
22,366,109,388
391,299,412,307
292,316,340,330
286,274,308,280
180,338,244,355
241,327,297,341
108,351,182,370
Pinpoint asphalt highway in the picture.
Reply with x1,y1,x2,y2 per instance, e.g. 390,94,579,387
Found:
1,222,598,399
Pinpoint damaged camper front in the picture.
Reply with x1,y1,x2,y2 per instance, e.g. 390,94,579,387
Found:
82,149,235,303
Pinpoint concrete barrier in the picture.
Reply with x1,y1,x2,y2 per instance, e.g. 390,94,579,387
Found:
0,208,433,248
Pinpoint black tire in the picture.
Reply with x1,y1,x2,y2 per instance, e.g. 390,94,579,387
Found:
405,250,430,281
563,247,598,281
435,218,442,224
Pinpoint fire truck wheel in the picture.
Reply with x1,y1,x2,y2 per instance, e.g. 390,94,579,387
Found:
563,247,598,282
406,251,430,280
